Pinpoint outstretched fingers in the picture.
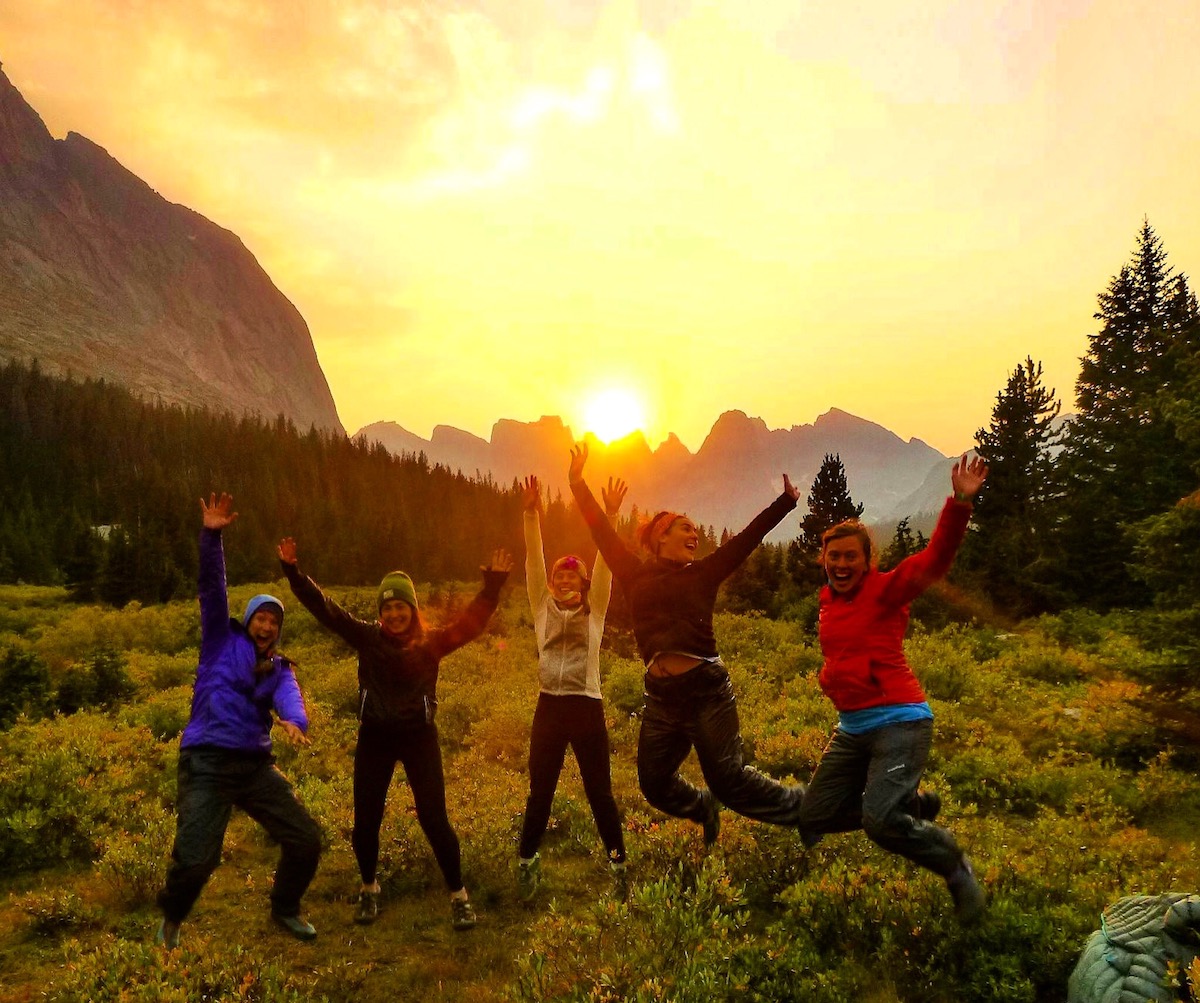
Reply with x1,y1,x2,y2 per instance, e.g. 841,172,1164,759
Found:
484,548,515,574
200,492,238,529
602,477,628,516
568,443,589,484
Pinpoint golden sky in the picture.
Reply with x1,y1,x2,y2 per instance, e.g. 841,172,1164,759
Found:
4,0,1200,453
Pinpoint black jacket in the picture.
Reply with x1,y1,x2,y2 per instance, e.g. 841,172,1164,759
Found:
570,481,796,665
283,564,506,727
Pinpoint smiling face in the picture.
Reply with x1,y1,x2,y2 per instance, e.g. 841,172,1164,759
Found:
551,565,585,605
380,598,415,636
822,535,869,595
657,517,699,563
247,609,281,654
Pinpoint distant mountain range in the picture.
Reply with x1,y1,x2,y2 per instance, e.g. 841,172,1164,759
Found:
357,410,959,540
0,63,343,434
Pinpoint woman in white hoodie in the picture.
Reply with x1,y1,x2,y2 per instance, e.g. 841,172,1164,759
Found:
517,473,627,900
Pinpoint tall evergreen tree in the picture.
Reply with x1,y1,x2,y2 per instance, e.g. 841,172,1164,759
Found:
799,453,864,551
966,357,1063,615
1058,220,1200,607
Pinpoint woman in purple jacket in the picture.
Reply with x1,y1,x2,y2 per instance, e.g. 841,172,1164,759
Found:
156,493,322,949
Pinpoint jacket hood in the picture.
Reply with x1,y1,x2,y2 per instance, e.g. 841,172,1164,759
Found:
243,594,285,642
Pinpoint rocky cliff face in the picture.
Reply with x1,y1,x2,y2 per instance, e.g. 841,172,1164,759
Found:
0,65,343,434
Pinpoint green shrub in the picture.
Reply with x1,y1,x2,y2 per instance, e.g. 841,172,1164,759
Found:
602,656,646,717
513,858,751,1003
53,936,322,1002
0,715,171,872
0,645,53,727
14,884,103,937
96,805,174,905
117,685,191,740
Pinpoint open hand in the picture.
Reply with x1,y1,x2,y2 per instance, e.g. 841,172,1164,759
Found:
276,719,311,747
521,475,542,513
602,477,628,518
483,549,514,575
568,443,589,484
951,454,989,500
200,492,238,530
277,537,298,566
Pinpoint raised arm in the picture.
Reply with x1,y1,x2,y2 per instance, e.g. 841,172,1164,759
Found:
521,475,549,612
567,444,642,582
882,455,987,605
278,537,375,649
197,493,236,661
428,550,513,659
700,474,799,583
589,477,627,620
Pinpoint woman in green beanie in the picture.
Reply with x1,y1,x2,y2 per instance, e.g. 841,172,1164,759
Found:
278,538,512,932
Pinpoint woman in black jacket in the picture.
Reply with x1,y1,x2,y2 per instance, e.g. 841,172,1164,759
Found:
567,444,804,844
278,537,511,931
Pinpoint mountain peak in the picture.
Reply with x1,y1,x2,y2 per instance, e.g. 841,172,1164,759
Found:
0,64,56,170
0,67,344,434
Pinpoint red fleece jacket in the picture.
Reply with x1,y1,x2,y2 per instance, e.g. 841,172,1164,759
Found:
817,498,971,712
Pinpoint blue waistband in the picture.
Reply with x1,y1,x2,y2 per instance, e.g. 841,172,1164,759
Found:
837,703,933,735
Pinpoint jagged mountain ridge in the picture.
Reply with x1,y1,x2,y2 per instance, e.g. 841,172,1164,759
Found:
358,408,958,541
0,63,343,434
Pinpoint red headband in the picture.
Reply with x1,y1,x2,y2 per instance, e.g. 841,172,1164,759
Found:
644,511,683,553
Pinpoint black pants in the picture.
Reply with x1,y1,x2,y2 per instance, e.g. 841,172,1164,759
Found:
797,719,963,877
353,721,463,890
638,660,802,826
157,747,322,923
518,693,626,862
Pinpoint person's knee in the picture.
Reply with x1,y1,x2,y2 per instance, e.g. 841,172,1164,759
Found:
862,807,912,845
637,769,676,811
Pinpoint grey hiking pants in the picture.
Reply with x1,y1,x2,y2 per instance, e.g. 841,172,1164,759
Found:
797,719,963,877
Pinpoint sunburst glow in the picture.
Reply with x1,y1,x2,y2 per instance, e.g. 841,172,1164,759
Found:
582,388,646,444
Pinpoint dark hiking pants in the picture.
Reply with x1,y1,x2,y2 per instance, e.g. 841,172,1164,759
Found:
518,693,626,862
353,721,464,890
637,660,802,826
157,747,322,923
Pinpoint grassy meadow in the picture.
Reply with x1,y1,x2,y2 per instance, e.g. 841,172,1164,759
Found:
0,580,1198,1002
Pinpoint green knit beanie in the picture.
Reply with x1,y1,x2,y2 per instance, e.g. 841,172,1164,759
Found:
378,571,417,613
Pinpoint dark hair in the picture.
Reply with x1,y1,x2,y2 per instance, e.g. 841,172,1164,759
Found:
821,520,874,566
638,510,683,554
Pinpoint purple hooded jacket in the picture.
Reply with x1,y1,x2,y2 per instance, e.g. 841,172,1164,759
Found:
179,528,308,754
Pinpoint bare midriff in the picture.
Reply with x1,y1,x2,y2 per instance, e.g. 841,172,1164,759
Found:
646,653,704,678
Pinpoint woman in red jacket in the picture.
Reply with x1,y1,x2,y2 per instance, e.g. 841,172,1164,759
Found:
797,455,988,924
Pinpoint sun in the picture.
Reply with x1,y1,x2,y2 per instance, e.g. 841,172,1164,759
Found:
582,388,646,444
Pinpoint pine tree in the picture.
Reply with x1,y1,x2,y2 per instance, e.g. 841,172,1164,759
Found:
1058,221,1200,607
966,357,1063,614
799,453,864,552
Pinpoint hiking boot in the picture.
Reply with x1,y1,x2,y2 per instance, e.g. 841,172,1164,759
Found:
354,889,379,925
915,790,942,824
450,896,477,931
154,918,180,949
701,793,721,848
518,854,542,902
609,861,629,901
272,913,317,941
946,856,986,926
